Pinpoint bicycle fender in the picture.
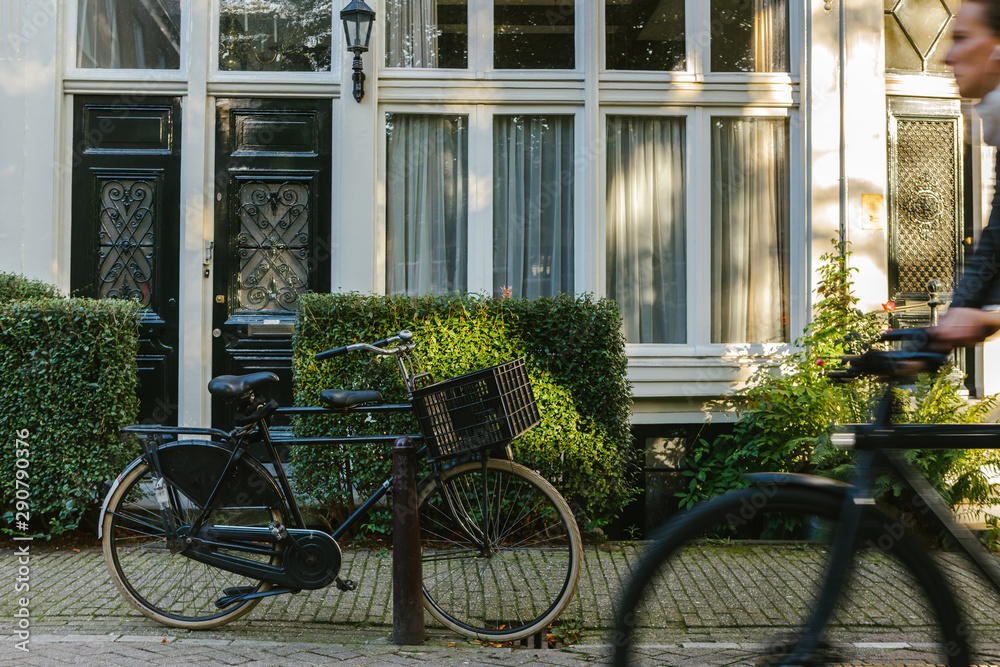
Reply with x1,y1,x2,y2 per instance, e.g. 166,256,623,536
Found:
743,472,849,500
98,455,146,538
98,441,284,538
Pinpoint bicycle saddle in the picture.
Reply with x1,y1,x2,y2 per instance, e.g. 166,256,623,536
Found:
208,372,279,398
319,389,383,409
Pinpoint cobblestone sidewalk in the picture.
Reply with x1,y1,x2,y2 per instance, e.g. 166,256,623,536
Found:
3,541,1000,665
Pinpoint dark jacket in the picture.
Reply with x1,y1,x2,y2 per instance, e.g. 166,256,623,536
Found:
950,158,1000,308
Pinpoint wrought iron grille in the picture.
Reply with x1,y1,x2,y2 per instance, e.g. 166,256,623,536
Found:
892,118,959,297
98,178,155,306
236,181,310,311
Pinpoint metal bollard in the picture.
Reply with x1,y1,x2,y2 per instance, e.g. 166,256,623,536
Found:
392,436,425,645
927,280,942,326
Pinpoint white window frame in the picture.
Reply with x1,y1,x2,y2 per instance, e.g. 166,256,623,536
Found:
65,0,191,83
601,105,804,358
379,0,586,79
376,103,584,296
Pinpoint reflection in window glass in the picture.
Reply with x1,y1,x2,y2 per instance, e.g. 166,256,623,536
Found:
494,116,574,299
711,117,790,343
385,0,467,68
606,0,685,71
495,0,575,69
386,114,469,296
711,0,788,72
607,116,687,344
77,0,181,69
219,0,332,72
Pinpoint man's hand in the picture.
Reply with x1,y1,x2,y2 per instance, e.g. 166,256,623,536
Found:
931,307,1000,348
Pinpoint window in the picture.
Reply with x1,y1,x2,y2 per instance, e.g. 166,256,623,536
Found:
218,0,332,72
385,113,469,296
493,115,575,298
884,0,958,73
606,115,687,344
77,0,181,69
711,0,788,72
495,0,575,69
606,0,685,71
384,0,468,68
710,117,790,343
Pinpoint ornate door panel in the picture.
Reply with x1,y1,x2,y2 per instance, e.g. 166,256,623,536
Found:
213,99,332,429
71,96,181,425
887,97,963,324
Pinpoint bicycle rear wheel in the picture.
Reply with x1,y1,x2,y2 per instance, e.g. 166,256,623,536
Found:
612,484,969,667
102,444,286,629
417,458,582,641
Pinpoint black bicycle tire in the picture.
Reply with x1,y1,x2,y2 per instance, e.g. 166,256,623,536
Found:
102,456,284,629
416,459,582,641
611,485,970,667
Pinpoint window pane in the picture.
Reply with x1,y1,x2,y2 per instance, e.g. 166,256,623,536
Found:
386,114,469,296
219,0,332,72
711,117,790,343
77,0,180,69
711,0,788,72
606,0,685,71
495,0,575,69
385,0,467,68
493,116,574,299
606,116,687,344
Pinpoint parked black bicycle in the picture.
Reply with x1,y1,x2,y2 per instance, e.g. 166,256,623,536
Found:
100,330,582,640
612,328,1000,666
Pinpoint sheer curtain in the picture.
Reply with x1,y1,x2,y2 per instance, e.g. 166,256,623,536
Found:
606,116,687,344
386,114,468,295
493,116,574,299
754,0,788,72
384,0,438,67
710,117,789,343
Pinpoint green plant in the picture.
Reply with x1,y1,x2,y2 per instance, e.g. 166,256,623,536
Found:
0,271,63,301
546,618,584,647
0,295,140,536
291,292,636,535
678,240,1000,531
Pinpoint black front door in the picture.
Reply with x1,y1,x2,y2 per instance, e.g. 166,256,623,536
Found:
71,96,181,425
213,98,332,429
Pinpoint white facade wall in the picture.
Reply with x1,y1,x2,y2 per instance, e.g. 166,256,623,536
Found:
0,0,995,424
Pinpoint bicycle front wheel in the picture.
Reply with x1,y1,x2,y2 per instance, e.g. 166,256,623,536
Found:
418,458,582,641
612,483,970,666
102,448,285,630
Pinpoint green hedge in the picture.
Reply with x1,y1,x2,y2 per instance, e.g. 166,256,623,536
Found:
292,292,636,533
0,273,140,536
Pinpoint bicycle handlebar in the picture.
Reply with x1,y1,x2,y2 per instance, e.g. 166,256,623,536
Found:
315,330,414,361
826,327,949,381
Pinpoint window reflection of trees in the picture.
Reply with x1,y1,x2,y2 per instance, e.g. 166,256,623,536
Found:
219,0,332,72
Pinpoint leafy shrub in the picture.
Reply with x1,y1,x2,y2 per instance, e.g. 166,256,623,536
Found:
679,241,1000,529
0,290,140,537
292,292,636,534
0,271,62,300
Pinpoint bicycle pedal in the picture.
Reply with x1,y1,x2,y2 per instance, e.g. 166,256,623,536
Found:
335,577,357,592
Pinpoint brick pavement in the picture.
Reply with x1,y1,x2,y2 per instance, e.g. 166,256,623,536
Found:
3,541,1000,665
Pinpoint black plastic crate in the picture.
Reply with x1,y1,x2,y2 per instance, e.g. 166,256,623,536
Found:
411,358,540,460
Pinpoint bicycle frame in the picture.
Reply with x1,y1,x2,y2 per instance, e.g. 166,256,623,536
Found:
783,380,1000,663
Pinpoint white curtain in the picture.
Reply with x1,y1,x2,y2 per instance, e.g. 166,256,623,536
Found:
493,116,574,299
386,114,468,295
606,116,687,344
710,117,789,343
384,0,438,67
754,0,788,73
